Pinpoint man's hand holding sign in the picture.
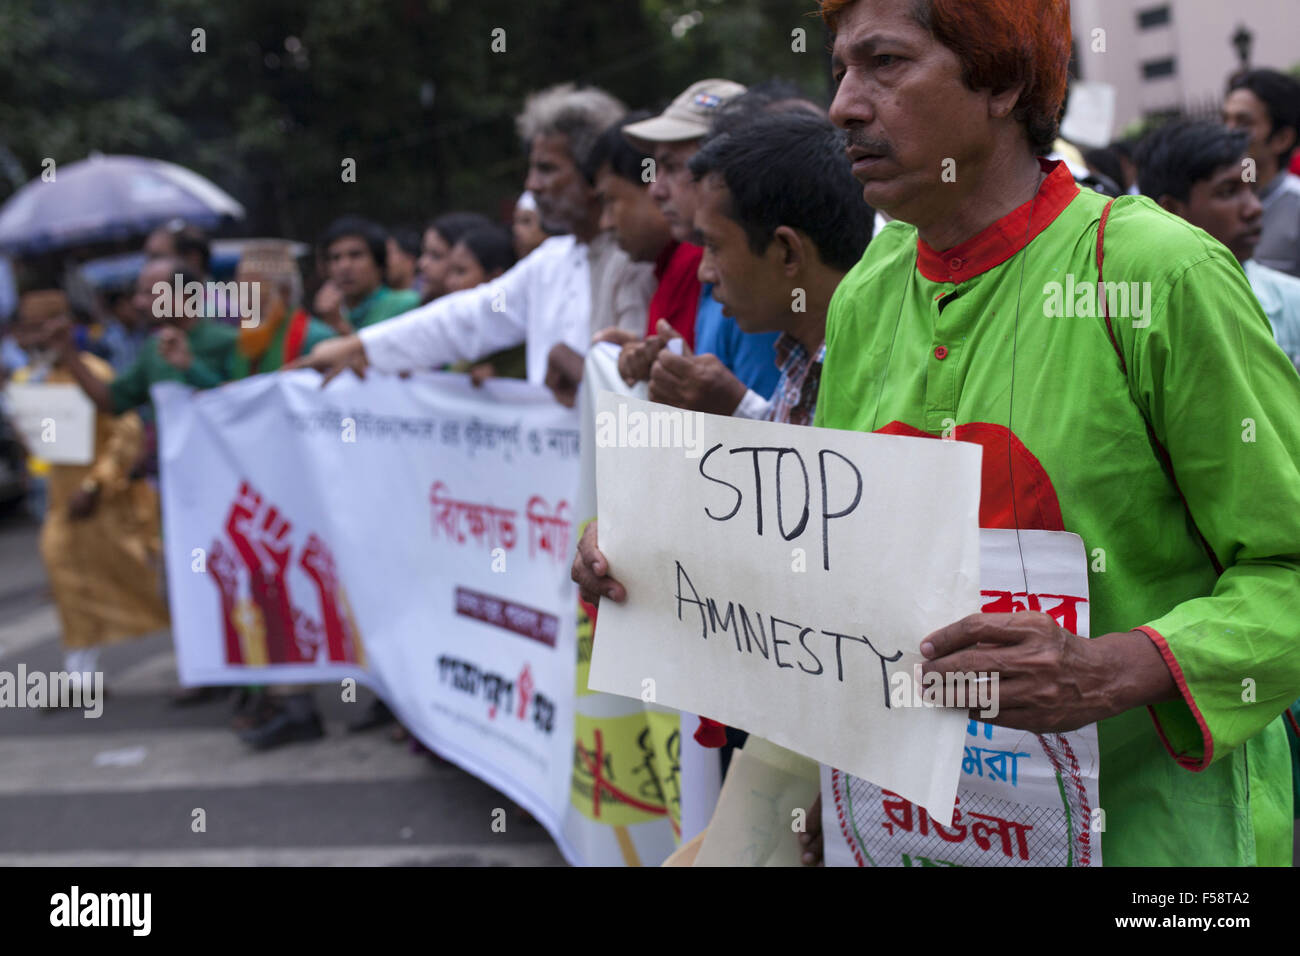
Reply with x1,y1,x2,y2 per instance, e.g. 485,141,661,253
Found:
919,611,1177,735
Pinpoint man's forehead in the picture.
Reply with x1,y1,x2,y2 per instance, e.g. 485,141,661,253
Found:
1204,159,1250,189
654,140,699,163
530,132,572,161
19,289,66,315
1224,88,1266,119
830,0,927,63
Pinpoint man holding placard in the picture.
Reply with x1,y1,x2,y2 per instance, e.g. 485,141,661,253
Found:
812,0,1300,865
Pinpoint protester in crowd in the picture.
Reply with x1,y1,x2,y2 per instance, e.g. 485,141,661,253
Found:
8,275,169,700
812,0,1298,865
447,223,526,383
648,111,871,421
615,80,784,405
542,113,683,407
311,216,421,334
290,83,654,396
229,242,336,377
512,191,550,260
1224,69,1300,276
417,212,493,304
142,220,235,327
97,287,153,374
1135,119,1300,370
144,219,211,279
571,111,873,857
386,227,422,295
590,112,698,346
53,256,240,417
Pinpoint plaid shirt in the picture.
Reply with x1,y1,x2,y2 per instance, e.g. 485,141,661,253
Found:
766,333,825,426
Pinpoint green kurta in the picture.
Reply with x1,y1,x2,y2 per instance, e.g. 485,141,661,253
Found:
340,285,420,330
107,320,240,413
816,160,1300,866
227,311,335,378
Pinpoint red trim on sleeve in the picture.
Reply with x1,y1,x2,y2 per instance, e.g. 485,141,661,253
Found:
1135,625,1214,772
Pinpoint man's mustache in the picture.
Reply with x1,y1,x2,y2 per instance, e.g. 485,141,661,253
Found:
842,129,893,158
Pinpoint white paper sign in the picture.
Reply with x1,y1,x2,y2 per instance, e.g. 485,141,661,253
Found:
587,392,982,822
822,528,1103,867
5,382,95,465
1060,80,1116,150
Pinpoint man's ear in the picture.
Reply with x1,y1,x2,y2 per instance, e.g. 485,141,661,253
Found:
988,83,1026,122
1157,194,1185,217
772,225,806,277
1267,125,1298,164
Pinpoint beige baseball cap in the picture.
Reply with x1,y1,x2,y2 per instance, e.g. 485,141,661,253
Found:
622,79,747,146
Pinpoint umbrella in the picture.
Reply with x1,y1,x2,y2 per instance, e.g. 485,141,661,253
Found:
0,154,245,256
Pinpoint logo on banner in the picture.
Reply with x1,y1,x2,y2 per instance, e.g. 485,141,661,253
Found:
206,480,366,667
436,655,557,732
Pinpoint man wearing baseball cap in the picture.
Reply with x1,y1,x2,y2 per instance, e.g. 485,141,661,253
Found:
613,80,784,411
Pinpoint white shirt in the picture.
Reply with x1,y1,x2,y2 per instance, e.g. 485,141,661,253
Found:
360,235,592,386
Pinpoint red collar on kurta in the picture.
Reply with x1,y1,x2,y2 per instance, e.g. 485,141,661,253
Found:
916,158,1079,284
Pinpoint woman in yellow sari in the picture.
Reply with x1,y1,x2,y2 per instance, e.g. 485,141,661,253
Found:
12,283,169,690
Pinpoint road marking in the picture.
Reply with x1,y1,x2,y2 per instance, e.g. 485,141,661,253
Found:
0,605,59,659
0,726,452,794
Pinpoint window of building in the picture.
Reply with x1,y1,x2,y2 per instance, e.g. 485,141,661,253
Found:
1137,5,1171,29
1142,58,1177,80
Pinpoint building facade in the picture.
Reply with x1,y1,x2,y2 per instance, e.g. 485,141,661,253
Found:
1071,0,1300,136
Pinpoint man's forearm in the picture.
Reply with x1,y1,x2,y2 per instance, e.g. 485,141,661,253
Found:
64,352,113,413
1092,629,1180,717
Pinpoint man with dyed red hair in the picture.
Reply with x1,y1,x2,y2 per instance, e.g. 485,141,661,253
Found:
814,0,1300,866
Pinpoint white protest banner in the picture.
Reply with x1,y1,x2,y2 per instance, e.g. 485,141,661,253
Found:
5,382,95,464
822,528,1102,867
155,371,585,860
587,392,982,822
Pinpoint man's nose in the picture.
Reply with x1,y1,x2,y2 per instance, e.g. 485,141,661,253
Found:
524,168,545,194
828,72,874,131
1243,188,1263,223
697,253,718,285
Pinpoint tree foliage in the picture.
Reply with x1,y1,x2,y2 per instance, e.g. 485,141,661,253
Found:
0,0,829,242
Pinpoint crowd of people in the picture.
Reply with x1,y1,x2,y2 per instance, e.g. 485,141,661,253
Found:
5,0,1300,866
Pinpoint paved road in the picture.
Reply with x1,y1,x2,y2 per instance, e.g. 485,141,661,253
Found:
0,509,565,866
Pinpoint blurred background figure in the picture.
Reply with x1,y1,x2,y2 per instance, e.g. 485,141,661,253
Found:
231,241,335,376
447,222,525,383
312,216,420,333
8,271,169,697
386,226,422,295
416,211,493,304
511,192,549,260
1223,69,1300,277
